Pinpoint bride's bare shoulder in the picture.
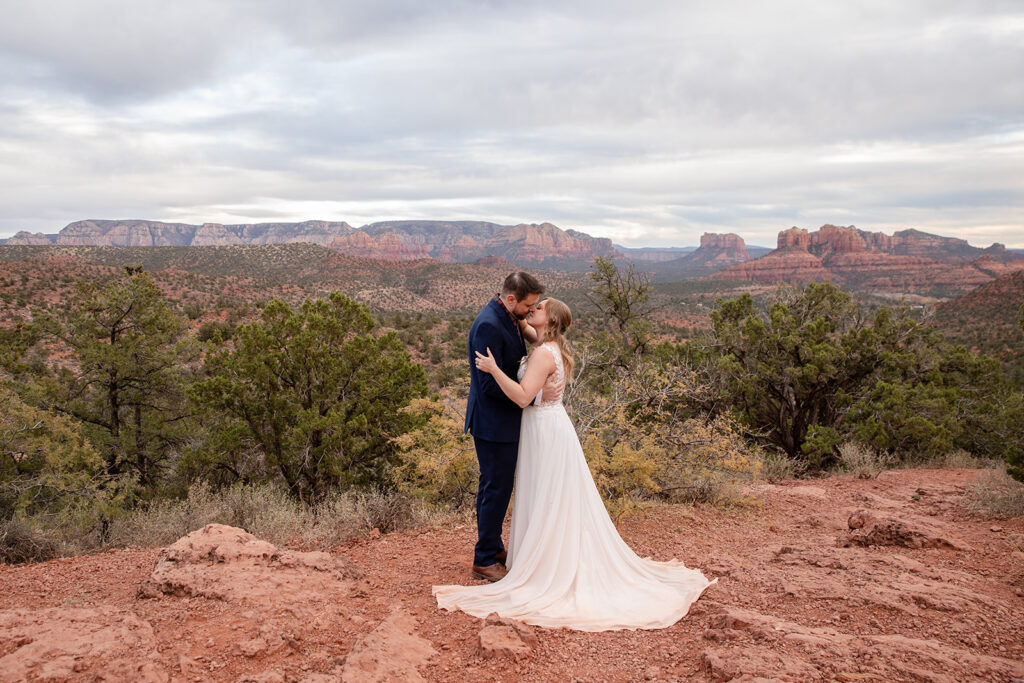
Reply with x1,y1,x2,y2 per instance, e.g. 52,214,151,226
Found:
529,344,557,366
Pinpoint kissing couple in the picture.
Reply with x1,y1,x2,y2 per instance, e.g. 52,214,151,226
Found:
433,272,715,631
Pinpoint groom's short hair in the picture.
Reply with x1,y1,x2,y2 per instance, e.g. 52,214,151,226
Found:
502,271,544,300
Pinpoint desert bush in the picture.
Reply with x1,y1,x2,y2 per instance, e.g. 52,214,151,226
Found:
313,489,445,543
656,415,762,504
568,344,761,514
390,398,478,509
197,320,234,342
837,441,895,479
759,450,805,483
691,283,1024,472
938,449,984,468
1,384,131,550
0,518,65,564
965,469,1024,519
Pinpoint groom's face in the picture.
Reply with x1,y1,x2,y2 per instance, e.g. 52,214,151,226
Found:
508,293,540,320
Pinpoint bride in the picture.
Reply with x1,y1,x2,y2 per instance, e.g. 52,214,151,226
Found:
433,298,715,631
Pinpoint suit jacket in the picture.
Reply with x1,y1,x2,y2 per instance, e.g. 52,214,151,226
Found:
465,298,527,443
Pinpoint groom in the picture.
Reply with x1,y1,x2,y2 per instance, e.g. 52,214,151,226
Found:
465,271,545,582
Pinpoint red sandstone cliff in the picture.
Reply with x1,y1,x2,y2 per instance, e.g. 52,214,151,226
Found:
328,221,619,267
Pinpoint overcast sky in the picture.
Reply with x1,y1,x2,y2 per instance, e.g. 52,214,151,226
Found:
1,1,1022,247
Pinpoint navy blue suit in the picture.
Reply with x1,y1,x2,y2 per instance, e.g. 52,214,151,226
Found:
466,298,527,566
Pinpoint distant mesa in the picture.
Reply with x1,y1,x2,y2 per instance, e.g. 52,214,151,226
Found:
4,218,619,270
642,232,762,281
6,219,356,248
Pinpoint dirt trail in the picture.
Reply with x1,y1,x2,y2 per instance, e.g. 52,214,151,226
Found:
0,468,1022,682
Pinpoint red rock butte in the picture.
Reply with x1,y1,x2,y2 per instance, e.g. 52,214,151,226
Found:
713,224,1024,289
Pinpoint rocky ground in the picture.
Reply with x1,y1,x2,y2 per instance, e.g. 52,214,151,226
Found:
1,468,1022,682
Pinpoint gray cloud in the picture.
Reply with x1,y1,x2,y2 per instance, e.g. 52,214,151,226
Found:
0,1,1022,247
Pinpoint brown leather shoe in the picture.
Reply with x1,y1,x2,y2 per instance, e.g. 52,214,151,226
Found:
495,549,508,566
471,563,508,582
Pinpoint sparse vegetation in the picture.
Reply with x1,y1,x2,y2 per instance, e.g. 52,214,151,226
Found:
965,468,1024,519
837,442,895,479
1,245,1022,563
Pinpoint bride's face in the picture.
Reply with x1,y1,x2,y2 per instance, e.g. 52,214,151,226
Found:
528,299,549,331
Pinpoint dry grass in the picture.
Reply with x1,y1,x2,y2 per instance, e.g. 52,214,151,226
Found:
758,450,807,483
838,441,896,479
965,468,1024,519
0,519,69,564
106,483,455,550
1,484,462,564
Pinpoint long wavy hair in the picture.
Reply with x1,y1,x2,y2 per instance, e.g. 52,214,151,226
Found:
536,297,574,379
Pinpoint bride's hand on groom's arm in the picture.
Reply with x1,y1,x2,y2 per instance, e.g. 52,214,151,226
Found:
475,348,499,375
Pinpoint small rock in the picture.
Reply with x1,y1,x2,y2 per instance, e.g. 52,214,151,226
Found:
990,526,1003,533
341,610,436,681
644,665,661,680
369,528,382,539
478,614,537,658
179,654,202,676
234,638,268,657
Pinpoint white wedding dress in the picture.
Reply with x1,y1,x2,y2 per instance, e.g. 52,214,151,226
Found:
434,342,715,631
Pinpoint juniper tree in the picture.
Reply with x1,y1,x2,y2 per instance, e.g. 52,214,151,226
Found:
190,291,428,501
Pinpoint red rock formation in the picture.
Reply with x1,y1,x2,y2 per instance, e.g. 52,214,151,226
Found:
778,227,810,250
488,223,619,264
711,248,834,284
4,231,55,245
691,233,748,265
717,224,1019,291
325,221,619,267
810,225,867,254
701,232,746,252
855,256,1024,293
327,231,431,261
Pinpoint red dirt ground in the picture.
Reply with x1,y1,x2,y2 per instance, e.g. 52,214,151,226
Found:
1,468,1022,682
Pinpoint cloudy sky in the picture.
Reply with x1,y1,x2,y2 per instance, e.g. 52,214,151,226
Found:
1,1,1022,247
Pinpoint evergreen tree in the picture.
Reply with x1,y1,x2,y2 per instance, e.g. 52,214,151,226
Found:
9,268,197,494
586,256,654,359
190,292,428,501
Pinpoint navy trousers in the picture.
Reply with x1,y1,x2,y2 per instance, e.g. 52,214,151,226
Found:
473,437,518,567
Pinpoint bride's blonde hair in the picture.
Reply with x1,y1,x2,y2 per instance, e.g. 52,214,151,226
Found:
537,298,574,379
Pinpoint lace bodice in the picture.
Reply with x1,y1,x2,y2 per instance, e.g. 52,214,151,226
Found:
517,342,565,407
